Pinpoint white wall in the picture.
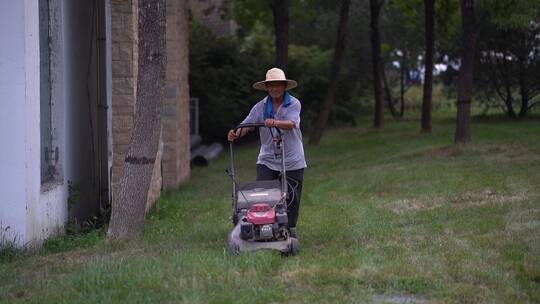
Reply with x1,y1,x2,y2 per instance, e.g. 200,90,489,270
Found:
29,0,68,246
0,0,68,247
1,0,111,248
0,0,29,246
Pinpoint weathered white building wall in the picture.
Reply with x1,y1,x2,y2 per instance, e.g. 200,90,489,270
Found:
0,0,31,246
0,0,112,247
29,0,68,245
0,0,182,248
0,0,70,247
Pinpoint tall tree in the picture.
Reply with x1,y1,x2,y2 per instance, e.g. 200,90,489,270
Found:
475,0,540,118
454,0,476,143
108,0,166,240
309,0,351,145
271,0,289,70
380,57,406,118
478,29,527,117
421,0,435,133
397,49,408,117
385,0,459,120
370,0,384,128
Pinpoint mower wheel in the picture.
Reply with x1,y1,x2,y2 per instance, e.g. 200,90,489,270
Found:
289,237,300,256
227,237,240,255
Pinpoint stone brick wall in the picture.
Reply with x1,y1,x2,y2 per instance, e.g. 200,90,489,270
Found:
161,0,190,190
111,0,138,199
146,133,163,211
110,0,190,209
176,0,190,186
110,0,163,209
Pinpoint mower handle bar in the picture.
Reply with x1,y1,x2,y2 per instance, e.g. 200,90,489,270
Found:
233,122,284,132
228,122,288,214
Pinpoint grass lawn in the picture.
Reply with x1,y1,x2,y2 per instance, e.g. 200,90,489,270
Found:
1,114,539,303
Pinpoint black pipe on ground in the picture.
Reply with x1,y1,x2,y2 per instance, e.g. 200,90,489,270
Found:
191,142,223,166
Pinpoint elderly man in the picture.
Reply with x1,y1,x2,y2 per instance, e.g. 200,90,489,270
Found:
227,68,307,238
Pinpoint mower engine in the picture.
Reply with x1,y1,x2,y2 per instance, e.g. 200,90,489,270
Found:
240,203,288,241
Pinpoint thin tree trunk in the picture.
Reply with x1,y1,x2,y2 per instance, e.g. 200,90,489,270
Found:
499,55,516,117
381,64,399,117
399,49,406,118
454,0,476,144
309,0,351,145
504,79,516,117
108,0,166,240
370,0,384,128
529,101,540,110
495,44,517,117
272,0,289,71
518,61,529,117
487,49,515,117
421,0,435,133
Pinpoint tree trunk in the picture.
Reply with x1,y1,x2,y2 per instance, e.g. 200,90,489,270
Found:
505,83,516,117
399,50,406,117
381,64,399,117
421,0,435,133
108,0,166,240
500,57,517,117
454,0,476,144
487,49,515,117
272,0,289,71
309,0,351,145
518,61,529,117
370,0,384,128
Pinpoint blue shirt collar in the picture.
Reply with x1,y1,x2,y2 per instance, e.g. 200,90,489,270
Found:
264,92,291,119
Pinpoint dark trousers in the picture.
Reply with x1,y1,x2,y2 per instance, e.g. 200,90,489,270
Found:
256,164,304,228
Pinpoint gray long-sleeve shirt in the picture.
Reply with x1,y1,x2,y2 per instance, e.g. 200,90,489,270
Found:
241,95,307,171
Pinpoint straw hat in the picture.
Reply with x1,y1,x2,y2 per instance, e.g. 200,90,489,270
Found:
252,68,298,91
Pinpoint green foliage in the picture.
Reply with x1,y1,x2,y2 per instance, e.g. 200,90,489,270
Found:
480,0,540,30
386,0,460,56
233,0,272,34
387,0,423,30
189,21,273,142
287,45,332,127
0,232,24,264
474,2,540,116
403,83,453,111
233,0,319,36
189,21,359,139
435,0,460,51
288,44,361,128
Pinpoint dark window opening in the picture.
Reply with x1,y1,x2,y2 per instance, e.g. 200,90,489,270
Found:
39,0,58,184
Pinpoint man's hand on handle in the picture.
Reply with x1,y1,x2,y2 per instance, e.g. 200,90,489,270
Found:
265,119,295,130
228,129,240,142
228,120,296,141
264,118,276,128
228,127,254,142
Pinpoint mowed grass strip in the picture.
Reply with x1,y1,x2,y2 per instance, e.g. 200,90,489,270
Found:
1,116,539,303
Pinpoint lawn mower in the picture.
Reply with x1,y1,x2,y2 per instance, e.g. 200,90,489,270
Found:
226,123,300,255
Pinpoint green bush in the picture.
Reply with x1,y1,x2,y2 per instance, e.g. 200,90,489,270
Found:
189,21,273,142
189,22,362,140
403,84,451,111
287,45,331,129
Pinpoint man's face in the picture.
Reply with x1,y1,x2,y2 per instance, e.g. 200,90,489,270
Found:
266,82,287,99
